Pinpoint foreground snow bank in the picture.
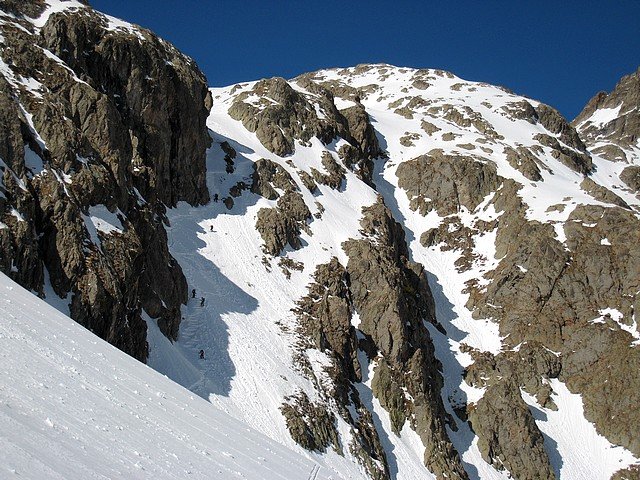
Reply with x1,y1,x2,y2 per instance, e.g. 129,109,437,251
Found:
0,272,329,480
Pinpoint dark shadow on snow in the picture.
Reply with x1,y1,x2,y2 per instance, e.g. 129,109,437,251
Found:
527,401,563,477
160,129,262,399
353,350,400,479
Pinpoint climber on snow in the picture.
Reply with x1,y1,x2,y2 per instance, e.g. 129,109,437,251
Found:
199,349,205,360
200,297,205,307
191,288,196,299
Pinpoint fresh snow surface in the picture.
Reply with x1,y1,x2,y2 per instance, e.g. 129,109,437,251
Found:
29,0,87,30
576,105,622,130
521,380,639,479
0,272,333,480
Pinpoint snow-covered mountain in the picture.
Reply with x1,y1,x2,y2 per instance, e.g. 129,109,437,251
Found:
1,1,639,479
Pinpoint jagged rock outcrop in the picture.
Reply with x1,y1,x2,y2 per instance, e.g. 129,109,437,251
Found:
229,74,381,184
343,199,468,480
251,158,296,200
504,145,544,181
468,379,556,480
288,197,471,479
0,1,211,360
573,67,640,160
620,166,640,192
532,133,592,174
396,150,500,216
311,151,346,189
255,191,311,255
464,191,640,456
292,258,389,480
535,103,588,155
281,391,341,453
228,77,345,157
466,342,562,409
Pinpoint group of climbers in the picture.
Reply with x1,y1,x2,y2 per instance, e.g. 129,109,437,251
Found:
191,289,207,359
191,288,205,307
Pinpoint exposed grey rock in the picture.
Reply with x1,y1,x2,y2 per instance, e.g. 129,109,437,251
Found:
468,379,556,480
40,9,211,206
573,67,640,155
1,0,47,18
340,102,381,160
281,391,341,453
251,158,297,200
228,77,343,157
504,145,543,181
338,102,381,185
396,150,500,216
311,152,345,189
561,320,640,456
533,133,592,174
464,195,640,456
295,258,360,380
421,120,441,135
535,104,587,153
255,191,311,256
0,1,210,360
501,100,538,123
344,199,468,480
438,104,502,140
292,258,389,479
400,132,421,147
299,170,318,193
232,74,382,185
620,165,640,192
465,342,561,409
580,177,630,209
221,141,236,174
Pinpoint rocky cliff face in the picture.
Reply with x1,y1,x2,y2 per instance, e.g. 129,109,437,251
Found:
573,68,640,163
572,69,640,231
0,0,211,360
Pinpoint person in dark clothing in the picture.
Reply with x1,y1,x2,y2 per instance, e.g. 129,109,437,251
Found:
210,225,214,232
199,349,205,360
213,193,219,202
200,297,205,307
191,288,196,299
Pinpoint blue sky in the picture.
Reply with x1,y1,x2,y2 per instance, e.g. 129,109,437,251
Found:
92,1,639,120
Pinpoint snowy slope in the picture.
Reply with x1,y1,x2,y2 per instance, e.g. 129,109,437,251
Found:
0,272,333,480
